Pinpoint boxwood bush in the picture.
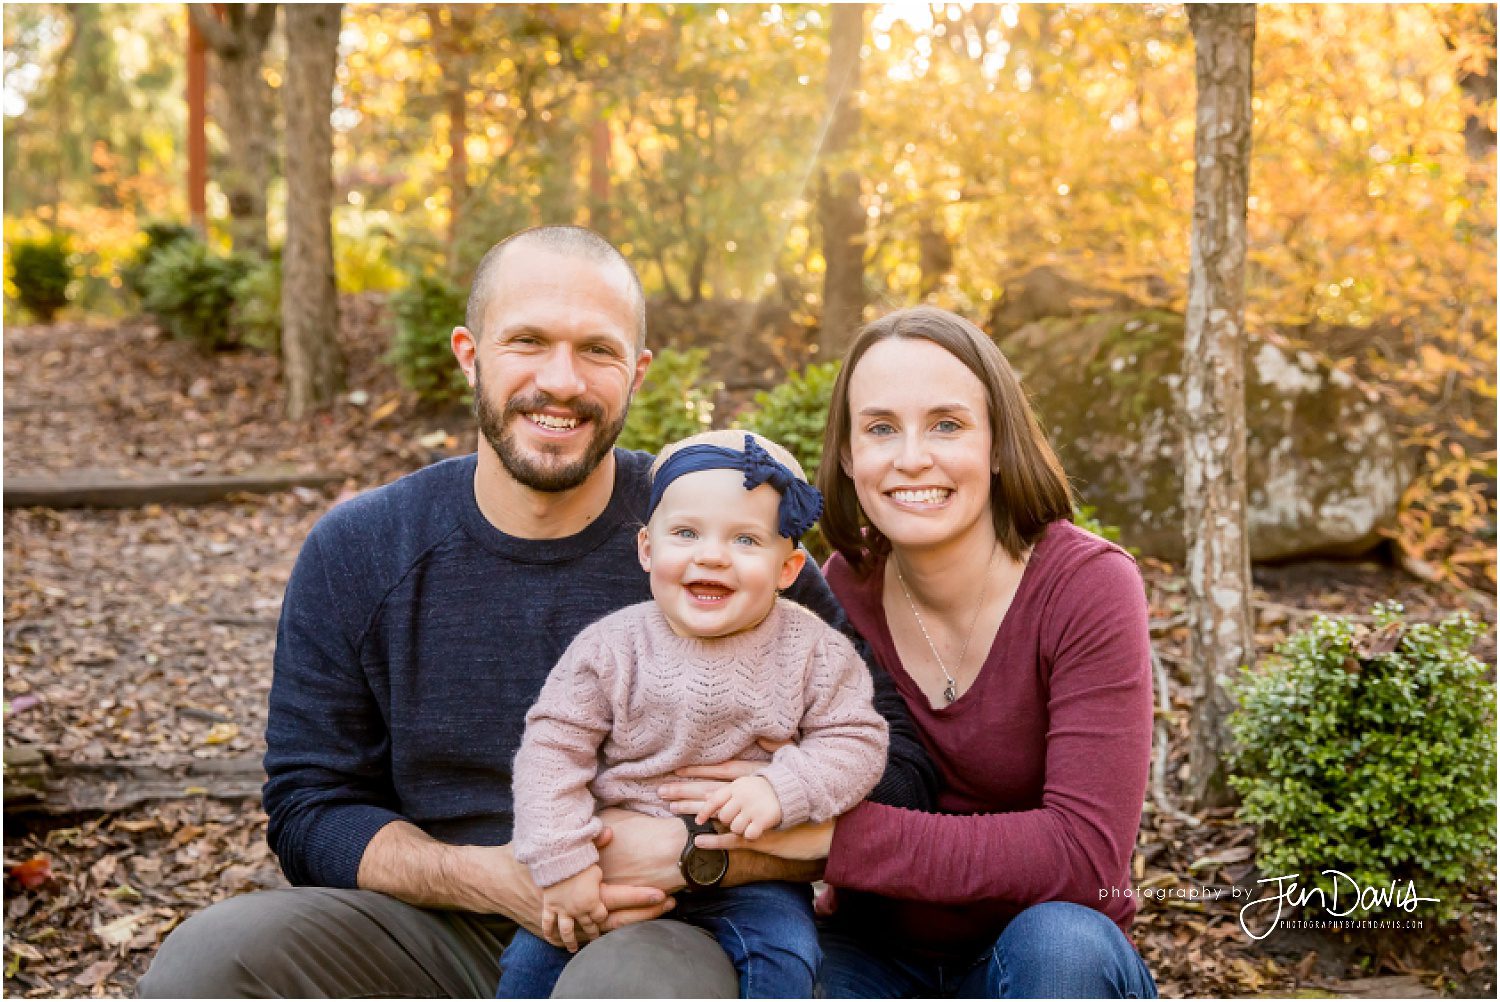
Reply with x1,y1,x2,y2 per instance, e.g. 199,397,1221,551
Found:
8,232,75,322
618,348,719,453
121,221,197,300
388,273,470,407
736,361,840,557
1229,603,1496,919
736,361,840,483
138,240,251,350
232,252,281,354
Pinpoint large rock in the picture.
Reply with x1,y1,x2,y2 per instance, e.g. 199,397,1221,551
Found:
1000,311,1408,562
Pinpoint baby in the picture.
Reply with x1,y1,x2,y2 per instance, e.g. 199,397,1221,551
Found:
497,431,889,999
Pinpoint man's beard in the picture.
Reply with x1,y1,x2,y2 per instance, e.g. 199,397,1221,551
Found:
473,361,630,494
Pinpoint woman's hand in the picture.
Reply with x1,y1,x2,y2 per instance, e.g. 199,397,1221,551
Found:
658,738,791,815
693,818,836,861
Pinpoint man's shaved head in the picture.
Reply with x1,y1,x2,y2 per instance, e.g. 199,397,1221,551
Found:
465,225,647,350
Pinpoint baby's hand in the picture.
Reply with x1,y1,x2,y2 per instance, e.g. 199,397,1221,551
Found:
541,865,608,952
697,774,782,839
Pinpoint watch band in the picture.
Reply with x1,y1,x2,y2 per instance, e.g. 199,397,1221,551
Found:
678,814,728,893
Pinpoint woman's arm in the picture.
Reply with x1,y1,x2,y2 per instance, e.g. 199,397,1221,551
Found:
825,553,1153,906
718,553,1153,909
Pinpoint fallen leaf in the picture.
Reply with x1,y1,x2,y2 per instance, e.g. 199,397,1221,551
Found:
93,911,148,948
368,397,401,423
74,959,117,987
7,855,53,890
202,722,240,745
1189,846,1254,871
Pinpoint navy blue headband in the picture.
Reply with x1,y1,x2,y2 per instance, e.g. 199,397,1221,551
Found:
647,435,824,541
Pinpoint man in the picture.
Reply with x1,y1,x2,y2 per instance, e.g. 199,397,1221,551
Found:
139,225,933,998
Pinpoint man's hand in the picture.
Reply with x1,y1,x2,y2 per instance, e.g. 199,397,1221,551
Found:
541,865,608,953
594,808,689,892
356,820,671,950
696,775,782,839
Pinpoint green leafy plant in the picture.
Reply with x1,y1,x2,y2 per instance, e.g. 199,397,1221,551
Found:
7,232,75,322
617,349,720,453
1229,603,1496,920
121,221,198,299
232,252,281,354
736,361,840,483
138,240,251,350
1072,504,1123,544
387,272,470,406
737,361,840,558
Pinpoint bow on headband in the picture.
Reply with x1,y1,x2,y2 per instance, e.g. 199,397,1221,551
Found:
646,435,824,541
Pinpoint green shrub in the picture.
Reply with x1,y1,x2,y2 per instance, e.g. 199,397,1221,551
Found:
232,252,281,354
737,361,840,558
122,221,197,299
388,272,470,406
139,240,251,350
8,232,75,322
1229,603,1496,920
736,361,840,483
618,349,720,453
1072,505,1124,545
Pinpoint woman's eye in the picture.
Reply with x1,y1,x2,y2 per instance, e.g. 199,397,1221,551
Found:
934,419,962,433
867,422,895,436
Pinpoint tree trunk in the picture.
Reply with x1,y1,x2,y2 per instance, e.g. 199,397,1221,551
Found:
187,13,208,235
425,5,475,269
817,2,866,359
1183,3,1256,809
281,3,345,420
189,4,276,257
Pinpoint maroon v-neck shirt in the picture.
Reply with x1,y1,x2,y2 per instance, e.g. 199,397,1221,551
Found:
823,520,1153,957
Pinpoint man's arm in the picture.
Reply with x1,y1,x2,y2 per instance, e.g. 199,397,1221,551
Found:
359,819,673,939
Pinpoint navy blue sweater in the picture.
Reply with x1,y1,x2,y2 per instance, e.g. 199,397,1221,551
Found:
263,450,936,888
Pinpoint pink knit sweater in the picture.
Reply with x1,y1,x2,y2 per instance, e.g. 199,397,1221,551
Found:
513,599,889,888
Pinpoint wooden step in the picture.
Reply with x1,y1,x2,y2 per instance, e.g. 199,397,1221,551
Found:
3,467,342,509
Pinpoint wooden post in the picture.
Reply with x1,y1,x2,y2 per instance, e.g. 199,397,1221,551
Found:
589,117,611,234
187,6,207,234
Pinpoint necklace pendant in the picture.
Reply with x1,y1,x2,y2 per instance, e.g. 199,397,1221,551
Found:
943,679,958,704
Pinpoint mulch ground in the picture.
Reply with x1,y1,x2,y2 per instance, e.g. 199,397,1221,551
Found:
3,306,1495,998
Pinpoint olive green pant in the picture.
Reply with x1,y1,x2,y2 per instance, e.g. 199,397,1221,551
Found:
136,887,737,999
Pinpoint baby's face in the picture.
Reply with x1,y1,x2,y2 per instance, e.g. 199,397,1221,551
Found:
638,468,807,639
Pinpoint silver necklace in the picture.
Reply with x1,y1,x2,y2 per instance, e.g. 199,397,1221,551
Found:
893,542,998,705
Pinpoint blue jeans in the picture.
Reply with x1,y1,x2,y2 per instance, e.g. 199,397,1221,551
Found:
497,881,819,999
817,901,1158,999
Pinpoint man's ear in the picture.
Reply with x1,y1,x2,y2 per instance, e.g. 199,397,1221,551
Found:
632,348,653,394
452,326,477,387
637,525,652,573
777,546,808,591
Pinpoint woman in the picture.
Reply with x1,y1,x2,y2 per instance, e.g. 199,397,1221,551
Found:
677,306,1157,998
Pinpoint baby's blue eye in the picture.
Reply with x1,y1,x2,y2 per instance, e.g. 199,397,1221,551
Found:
671,527,698,540
734,533,759,546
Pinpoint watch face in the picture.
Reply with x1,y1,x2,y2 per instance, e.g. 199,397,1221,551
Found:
685,848,728,887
